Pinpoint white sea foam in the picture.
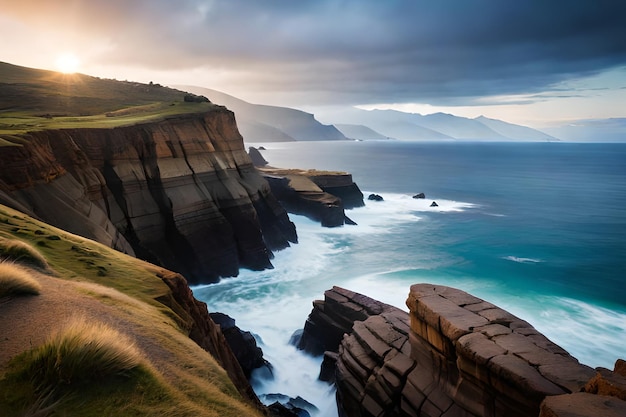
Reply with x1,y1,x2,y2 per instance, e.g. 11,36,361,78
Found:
502,296,626,369
192,186,623,413
502,256,543,264
341,269,626,370
360,192,478,214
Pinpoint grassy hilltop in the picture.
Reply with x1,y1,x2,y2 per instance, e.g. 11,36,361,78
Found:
0,61,213,138
0,203,264,416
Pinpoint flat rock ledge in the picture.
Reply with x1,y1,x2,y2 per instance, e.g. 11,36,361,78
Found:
259,168,364,227
298,284,626,417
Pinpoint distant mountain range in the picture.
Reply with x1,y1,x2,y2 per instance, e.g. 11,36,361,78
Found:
180,86,346,142
181,85,624,143
312,107,558,142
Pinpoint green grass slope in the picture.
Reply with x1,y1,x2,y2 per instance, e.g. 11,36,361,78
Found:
0,61,214,136
0,204,264,417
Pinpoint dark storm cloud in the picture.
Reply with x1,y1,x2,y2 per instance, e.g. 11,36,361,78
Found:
7,0,626,106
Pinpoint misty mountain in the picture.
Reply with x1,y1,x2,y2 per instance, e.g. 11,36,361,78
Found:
314,107,556,142
419,112,507,140
475,116,557,141
179,86,622,142
334,124,393,140
541,118,626,142
179,86,346,142
314,107,452,141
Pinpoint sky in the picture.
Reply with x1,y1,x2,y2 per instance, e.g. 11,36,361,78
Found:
1,0,626,127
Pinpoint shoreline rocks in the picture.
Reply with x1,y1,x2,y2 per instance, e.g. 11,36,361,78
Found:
209,312,268,379
297,284,626,417
259,168,364,227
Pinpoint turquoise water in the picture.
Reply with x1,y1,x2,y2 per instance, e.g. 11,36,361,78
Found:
194,141,626,413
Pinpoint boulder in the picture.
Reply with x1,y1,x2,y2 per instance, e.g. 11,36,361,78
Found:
248,146,269,167
210,312,268,379
584,367,626,400
262,394,318,417
430,201,438,207
368,193,384,201
413,193,426,199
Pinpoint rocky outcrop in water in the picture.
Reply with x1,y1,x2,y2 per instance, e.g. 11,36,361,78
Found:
298,285,626,417
260,168,363,227
248,146,269,167
0,108,297,284
210,312,268,379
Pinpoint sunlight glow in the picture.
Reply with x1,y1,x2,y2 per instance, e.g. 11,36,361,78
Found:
55,53,80,74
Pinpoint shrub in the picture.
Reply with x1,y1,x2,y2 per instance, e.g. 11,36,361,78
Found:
0,238,49,270
27,317,143,387
0,261,42,297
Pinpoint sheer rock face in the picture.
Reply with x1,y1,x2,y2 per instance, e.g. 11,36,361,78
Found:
300,285,623,417
0,108,297,284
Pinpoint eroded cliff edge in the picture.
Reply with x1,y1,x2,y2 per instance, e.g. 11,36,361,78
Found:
0,107,297,284
298,285,626,417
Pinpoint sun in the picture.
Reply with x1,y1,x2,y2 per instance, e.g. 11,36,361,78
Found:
55,53,81,74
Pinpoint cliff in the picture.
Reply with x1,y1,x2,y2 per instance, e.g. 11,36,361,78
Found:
298,286,626,417
0,108,297,284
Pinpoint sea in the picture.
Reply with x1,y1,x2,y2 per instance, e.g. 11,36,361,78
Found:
193,140,626,415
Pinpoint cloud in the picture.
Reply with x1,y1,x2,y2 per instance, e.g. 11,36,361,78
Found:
2,0,626,107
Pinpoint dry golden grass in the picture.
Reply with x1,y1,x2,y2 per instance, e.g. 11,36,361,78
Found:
0,237,49,270
0,205,265,417
0,261,42,297
27,317,143,387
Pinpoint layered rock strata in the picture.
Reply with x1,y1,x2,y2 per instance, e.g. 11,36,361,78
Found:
299,285,624,417
259,168,363,227
0,108,297,283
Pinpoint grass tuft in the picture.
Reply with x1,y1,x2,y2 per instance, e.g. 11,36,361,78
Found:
0,237,49,270
0,261,42,297
27,317,143,387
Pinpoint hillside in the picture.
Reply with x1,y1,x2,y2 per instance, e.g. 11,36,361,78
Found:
0,204,263,416
334,123,394,140
476,116,557,141
0,61,213,136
